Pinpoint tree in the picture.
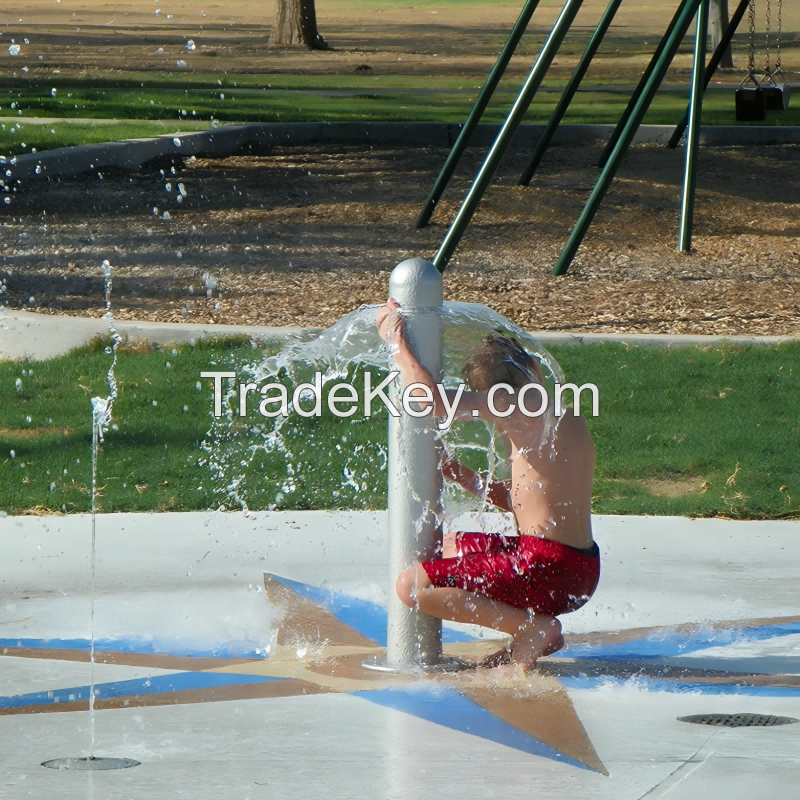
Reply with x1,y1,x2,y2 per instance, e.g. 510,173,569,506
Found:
268,0,328,50
709,0,734,69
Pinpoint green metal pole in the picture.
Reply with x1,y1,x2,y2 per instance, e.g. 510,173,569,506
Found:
415,0,543,229
597,0,692,168
519,0,624,186
433,0,586,272
678,0,709,252
667,0,748,149
551,0,699,276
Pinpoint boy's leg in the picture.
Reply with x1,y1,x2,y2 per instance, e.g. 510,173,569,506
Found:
396,563,564,670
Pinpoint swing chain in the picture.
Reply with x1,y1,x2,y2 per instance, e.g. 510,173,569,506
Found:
745,0,757,84
764,0,771,75
774,0,783,76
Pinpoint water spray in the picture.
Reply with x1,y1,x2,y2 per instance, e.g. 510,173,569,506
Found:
42,261,140,772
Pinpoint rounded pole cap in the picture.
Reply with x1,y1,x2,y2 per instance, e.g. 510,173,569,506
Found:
389,258,443,310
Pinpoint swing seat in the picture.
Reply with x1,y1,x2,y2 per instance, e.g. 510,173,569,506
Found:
735,86,766,121
761,82,790,111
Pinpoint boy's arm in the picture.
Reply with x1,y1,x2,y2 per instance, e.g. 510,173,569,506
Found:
376,299,497,422
442,452,514,513
376,298,443,414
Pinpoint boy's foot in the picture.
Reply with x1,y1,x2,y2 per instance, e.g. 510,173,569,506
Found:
510,618,564,671
473,647,513,669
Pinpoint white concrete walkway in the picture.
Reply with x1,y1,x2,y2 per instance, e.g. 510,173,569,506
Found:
2,308,795,362
2,511,799,799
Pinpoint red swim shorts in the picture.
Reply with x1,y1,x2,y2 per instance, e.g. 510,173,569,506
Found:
421,532,600,616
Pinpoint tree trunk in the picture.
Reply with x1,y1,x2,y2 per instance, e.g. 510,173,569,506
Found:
269,0,328,50
709,0,734,69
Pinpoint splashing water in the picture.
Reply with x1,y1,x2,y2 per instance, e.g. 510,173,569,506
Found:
88,259,121,758
202,302,564,526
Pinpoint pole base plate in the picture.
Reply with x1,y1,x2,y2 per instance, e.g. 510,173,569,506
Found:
362,654,472,674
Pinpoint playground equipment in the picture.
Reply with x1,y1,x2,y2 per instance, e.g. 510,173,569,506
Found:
418,0,769,274
758,0,790,110
735,0,790,119
736,0,768,119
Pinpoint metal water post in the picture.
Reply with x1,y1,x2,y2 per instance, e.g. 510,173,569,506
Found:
365,258,444,671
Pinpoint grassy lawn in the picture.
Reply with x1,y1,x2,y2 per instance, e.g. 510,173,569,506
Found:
2,337,798,519
3,83,798,159
2,0,798,158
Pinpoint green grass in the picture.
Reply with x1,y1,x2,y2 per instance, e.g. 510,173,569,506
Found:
0,120,209,157
3,79,799,158
2,339,799,519
562,343,800,519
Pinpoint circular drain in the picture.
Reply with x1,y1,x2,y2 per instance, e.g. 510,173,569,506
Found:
678,713,799,728
42,757,140,771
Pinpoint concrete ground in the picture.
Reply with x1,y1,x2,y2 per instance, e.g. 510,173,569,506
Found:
1,308,795,362
2,311,799,797
2,510,799,799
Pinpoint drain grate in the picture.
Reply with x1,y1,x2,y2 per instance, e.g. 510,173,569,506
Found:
678,713,799,728
42,757,140,771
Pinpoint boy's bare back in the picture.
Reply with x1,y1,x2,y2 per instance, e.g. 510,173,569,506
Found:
502,409,596,550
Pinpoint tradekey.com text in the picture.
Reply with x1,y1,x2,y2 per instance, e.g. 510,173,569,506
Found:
201,370,599,430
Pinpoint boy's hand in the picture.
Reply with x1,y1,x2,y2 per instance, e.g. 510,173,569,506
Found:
440,447,459,482
442,531,458,559
376,298,404,343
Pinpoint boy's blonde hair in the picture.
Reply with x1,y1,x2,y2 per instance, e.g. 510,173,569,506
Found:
462,334,542,392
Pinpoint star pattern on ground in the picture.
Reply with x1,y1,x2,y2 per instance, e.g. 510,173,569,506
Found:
4,573,800,777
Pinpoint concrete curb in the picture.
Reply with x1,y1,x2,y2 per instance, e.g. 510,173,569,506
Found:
3,122,799,188
0,308,302,361
1,308,796,361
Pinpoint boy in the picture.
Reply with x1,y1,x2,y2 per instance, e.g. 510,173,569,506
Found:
376,298,599,669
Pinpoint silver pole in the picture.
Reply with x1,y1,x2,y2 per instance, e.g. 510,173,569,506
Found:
366,258,444,671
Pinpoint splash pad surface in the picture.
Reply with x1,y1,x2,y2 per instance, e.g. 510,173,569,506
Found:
2,510,799,798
